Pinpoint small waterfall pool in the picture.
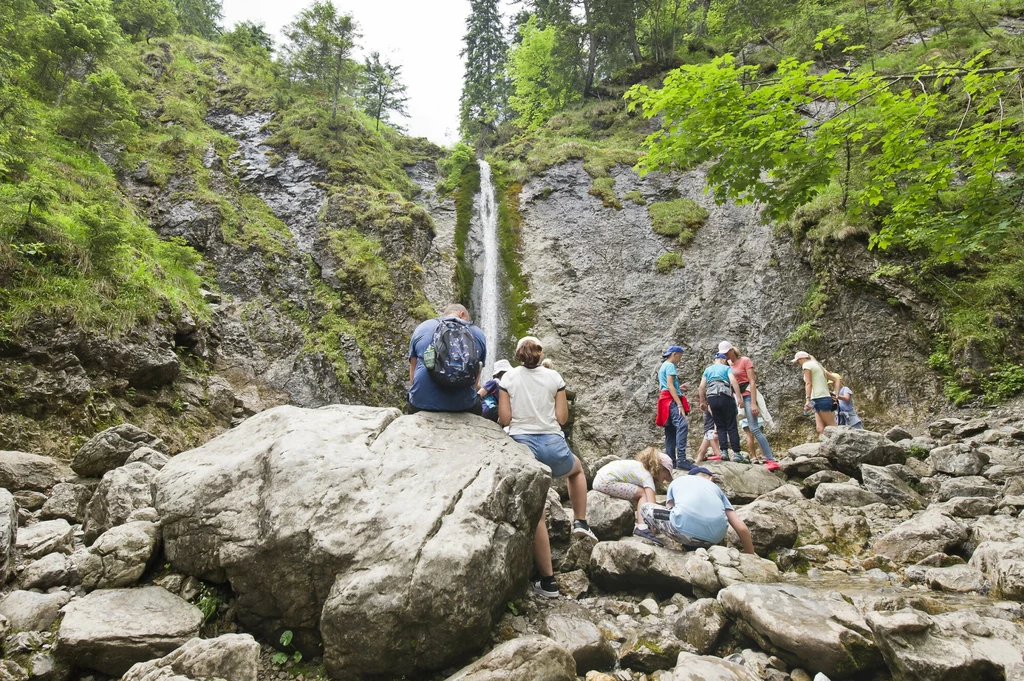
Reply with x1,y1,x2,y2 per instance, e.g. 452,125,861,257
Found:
473,159,504,380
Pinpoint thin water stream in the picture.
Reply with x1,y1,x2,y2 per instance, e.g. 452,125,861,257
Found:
474,159,503,379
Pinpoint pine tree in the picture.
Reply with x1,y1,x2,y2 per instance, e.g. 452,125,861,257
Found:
459,0,508,140
359,51,408,132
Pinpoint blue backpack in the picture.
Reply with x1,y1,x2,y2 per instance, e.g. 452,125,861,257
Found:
427,318,481,390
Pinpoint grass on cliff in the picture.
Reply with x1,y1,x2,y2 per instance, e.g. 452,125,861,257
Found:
649,199,709,246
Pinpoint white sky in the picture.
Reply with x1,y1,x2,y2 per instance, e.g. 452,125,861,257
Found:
222,0,508,146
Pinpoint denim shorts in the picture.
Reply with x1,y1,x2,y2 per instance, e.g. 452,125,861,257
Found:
811,396,834,413
511,433,576,478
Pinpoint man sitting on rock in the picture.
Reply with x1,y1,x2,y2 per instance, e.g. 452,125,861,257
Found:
406,304,486,415
639,466,755,554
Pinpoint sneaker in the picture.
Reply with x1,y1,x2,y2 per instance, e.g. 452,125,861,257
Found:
532,577,559,599
572,520,598,541
730,453,750,464
706,454,722,461
764,460,781,472
633,526,664,546
675,459,694,471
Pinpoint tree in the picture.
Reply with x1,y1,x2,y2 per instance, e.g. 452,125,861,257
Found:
58,67,139,150
283,1,359,123
112,0,177,42
459,0,509,140
222,20,274,56
359,52,408,132
172,0,221,38
34,0,122,105
507,15,581,131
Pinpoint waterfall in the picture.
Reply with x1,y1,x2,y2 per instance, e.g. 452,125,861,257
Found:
474,159,502,380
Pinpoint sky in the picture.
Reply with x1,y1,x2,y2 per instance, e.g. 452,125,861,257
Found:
221,0,485,146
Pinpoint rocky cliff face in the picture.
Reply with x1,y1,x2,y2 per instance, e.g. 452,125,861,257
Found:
510,162,941,459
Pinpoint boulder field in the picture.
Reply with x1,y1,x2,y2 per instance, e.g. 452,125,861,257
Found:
0,407,1023,681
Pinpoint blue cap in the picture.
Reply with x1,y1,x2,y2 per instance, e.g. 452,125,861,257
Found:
662,345,684,358
689,466,714,477
714,352,728,359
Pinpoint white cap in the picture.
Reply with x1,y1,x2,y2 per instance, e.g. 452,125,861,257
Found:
493,359,513,375
792,351,811,363
718,340,734,354
516,336,542,351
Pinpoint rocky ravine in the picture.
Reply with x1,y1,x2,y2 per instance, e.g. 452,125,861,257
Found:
2,404,1024,681
512,162,941,459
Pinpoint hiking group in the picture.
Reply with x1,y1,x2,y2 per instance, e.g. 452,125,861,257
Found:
407,305,859,597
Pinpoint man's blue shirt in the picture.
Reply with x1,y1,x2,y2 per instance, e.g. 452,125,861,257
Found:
407,317,486,411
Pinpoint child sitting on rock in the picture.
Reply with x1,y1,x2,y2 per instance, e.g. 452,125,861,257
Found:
593,447,675,546
640,466,755,554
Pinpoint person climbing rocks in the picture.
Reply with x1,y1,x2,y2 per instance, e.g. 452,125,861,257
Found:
478,359,512,422
834,373,864,429
698,352,746,463
792,351,840,435
656,345,692,470
407,304,486,415
639,466,756,554
720,341,777,468
695,405,721,463
498,335,596,598
593,447,675,545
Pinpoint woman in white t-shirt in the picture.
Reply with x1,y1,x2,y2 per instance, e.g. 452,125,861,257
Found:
498,336,594,599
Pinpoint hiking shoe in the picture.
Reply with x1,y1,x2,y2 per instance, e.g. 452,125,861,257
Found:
764,460,781,472
572,520,598,541
730,453,750,464
675,458,694,471
706,454,722,461
633,526,664,546
532,577,559,599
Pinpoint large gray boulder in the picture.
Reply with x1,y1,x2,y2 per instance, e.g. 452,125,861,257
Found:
539,603,615,673
778,456,832,478
444,636,576,681
730,501,797,555
675,598,728,654
702,462,782,503
71,424,165,478
872,512,969,564
18,552,71,590
860,464,925,509
867,607,1024,680
969,540,1024,600
664,653,761,681
74,521,160,590
121,634,260,681
0,590,72,632
819,428,906,477
56,586,202,676
0,489,17,582
814,483,885,507
929,443,987,476
970,516,1024,544
15,519,73,560
802,470,852,492
0,452,67,492
717,583,882,678
83,462,157,543
39,483,92,523
585,490,635,540
153,406,548,681
936,476,1000,501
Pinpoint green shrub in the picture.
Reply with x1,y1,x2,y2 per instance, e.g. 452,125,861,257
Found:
655,252,684,273
648,199,709,246
588,176,621,209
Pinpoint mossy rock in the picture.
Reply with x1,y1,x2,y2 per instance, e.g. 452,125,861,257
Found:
648,198,709,246
655,252,684,273
588,176,622,209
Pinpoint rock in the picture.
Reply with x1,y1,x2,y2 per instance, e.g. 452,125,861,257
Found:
954,418,989,438
787,443,823,458
558,569,590,599
867,607,1024,680
0,489,17,582
638,598,660,616
969,540,1024,600
778,457,832,478
71,424,165,478
586,490,635,540
38,483,92,523
814,483,885,508
665,653,761,681
124,447,170,471
546,488,571,544
885,426,913,442
560,533,598,572
717,583,882,679
4,630,67,681
83,462,158,543
675,598,728,654
0,590,72,632
18,553,70,590
802,470,852,492
13,491,47,512
589,540,720,595
929,418,966,438
983,464,1024,484
819,429,906,478
56,586,202,676
154,406,549,680
860,464,925,509
929,444,987,476
706,545,781,587
0,661,27,681
886,463,922,484
732,501,797,554
75,521,160,590
902,455,935,478
757,484,806,503
936,476,1000,501
121,633,259,681
703,462,782,503
782,499,870,551
443,635,576,681
126,506,160,523
924,565,986,593
970,515,1024,544
15,519,73,559
0,452,67,492
872,512,968,564
540,603,616,673
619,627,684,673
932,496,997,518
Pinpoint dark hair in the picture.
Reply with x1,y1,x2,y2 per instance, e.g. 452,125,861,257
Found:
516,339,543,369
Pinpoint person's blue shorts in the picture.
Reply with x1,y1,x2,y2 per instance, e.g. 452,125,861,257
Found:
811,397,834,413
511,433,576,478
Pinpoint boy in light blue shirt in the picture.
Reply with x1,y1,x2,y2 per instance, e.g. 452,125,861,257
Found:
656,345,691,470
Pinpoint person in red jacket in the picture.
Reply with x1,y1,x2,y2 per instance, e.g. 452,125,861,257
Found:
655,345,692,470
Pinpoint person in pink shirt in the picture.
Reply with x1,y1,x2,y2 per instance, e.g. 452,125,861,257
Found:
719,341,776,466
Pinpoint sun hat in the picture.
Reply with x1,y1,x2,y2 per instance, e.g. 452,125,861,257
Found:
718,340,734,355
662,345,684,358
791,351,811,363
714,352,728,360
516,336,542,351
493,359,512,376
658,453,675,472
688,466,714,477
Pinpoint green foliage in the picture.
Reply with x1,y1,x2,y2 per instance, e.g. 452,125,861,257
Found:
359,51,409,132
282,1,359,122
982,364,1024,402
58,67,140,149
437,142,476,195
171,0,221,39
34,0,123,102
460,0,509,140
655,251,684,273
495,177,537,344
454,163,481,305
221,21,273,60
648,198,708,246
112,0,177,42
588,176,621,209
195,583,223,623
623,190,646,205
507,15,582,132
